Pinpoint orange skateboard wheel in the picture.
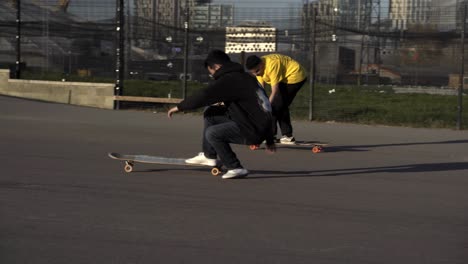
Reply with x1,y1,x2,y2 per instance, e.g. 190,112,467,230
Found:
312,145,323,153
249,144,260,150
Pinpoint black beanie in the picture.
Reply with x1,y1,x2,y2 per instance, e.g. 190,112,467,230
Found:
204,49,231,67
245,55,262,70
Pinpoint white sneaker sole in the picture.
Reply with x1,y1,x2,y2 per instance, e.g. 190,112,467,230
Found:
280,141,296,145
222,172,248,179
185,161,218,167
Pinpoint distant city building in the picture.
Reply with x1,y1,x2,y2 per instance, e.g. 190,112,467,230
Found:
134,0,232,29
67,0,115,21
190,4,234,29
225,21,277,54
428,0,458,32
302,0,383,30
389,0,430,30
135,0,180,28
132,0,234,59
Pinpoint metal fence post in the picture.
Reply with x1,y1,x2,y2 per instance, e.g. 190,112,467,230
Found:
114,0,125,110
309,6,317,121
458,3,466,130
182,0,189,100
15,0,21,79
240,51,246,67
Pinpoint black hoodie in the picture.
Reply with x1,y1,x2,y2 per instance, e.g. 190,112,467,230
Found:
177,61,274,145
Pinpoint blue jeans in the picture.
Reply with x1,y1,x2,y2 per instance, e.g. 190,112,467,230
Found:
202,106,246,169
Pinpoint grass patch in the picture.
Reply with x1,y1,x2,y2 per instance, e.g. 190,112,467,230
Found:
292,84,466,128
123,79,205,98
21,71,113,83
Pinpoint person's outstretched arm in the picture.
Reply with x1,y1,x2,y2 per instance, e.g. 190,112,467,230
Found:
167,106,179,119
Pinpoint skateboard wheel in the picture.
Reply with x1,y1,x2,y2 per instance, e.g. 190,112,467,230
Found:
124,161,134,173
124,164,133,173
211,167,221,176
312,145,323,153
249,144,260,150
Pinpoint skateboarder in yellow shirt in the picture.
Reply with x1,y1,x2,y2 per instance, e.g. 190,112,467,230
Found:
246,54,307,144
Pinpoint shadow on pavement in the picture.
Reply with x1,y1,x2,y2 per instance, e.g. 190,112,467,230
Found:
247,162,468,179
279,139,468,153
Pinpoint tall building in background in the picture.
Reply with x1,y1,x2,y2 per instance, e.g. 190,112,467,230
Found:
67,0,115,21
428,0,459,32
134,0,232,29
389,0,430,30
191,4,233,29
134,0,180,29
134,0,232,49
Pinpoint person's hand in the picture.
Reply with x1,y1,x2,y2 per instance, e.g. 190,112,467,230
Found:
269,84,280,103
167,106,179,119
265,143,276,154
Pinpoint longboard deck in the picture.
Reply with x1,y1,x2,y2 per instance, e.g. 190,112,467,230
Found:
284,141,329,146
109,152,188,165
108,152,223,175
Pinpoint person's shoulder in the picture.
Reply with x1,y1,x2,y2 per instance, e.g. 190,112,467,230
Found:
264,54,291,65
221,70,254,82
264,53,289,59
263,54,280,60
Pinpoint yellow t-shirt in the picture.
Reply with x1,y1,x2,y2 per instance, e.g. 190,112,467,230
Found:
256,54,306,86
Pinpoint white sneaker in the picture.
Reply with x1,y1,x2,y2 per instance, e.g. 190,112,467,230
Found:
280,136,296,145
222,168,249,179
185,152,218,166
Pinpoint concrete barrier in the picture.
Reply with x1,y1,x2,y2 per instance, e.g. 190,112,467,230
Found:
0,69,115,109
393,86,459,96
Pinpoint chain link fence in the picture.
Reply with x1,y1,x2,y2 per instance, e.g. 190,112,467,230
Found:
0,0,467,128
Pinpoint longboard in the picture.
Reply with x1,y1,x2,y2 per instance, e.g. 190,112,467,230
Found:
108,152,223,176
249,141,329,153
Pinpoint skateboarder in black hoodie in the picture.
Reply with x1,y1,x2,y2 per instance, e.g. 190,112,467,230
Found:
168,50,276,179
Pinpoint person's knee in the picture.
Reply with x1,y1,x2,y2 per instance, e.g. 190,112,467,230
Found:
205,126,218,143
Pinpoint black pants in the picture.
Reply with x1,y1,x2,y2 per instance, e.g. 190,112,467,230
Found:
201,106,246,169
271,78,306,137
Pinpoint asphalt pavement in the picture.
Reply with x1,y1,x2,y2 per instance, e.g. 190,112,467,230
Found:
1,95,467,264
